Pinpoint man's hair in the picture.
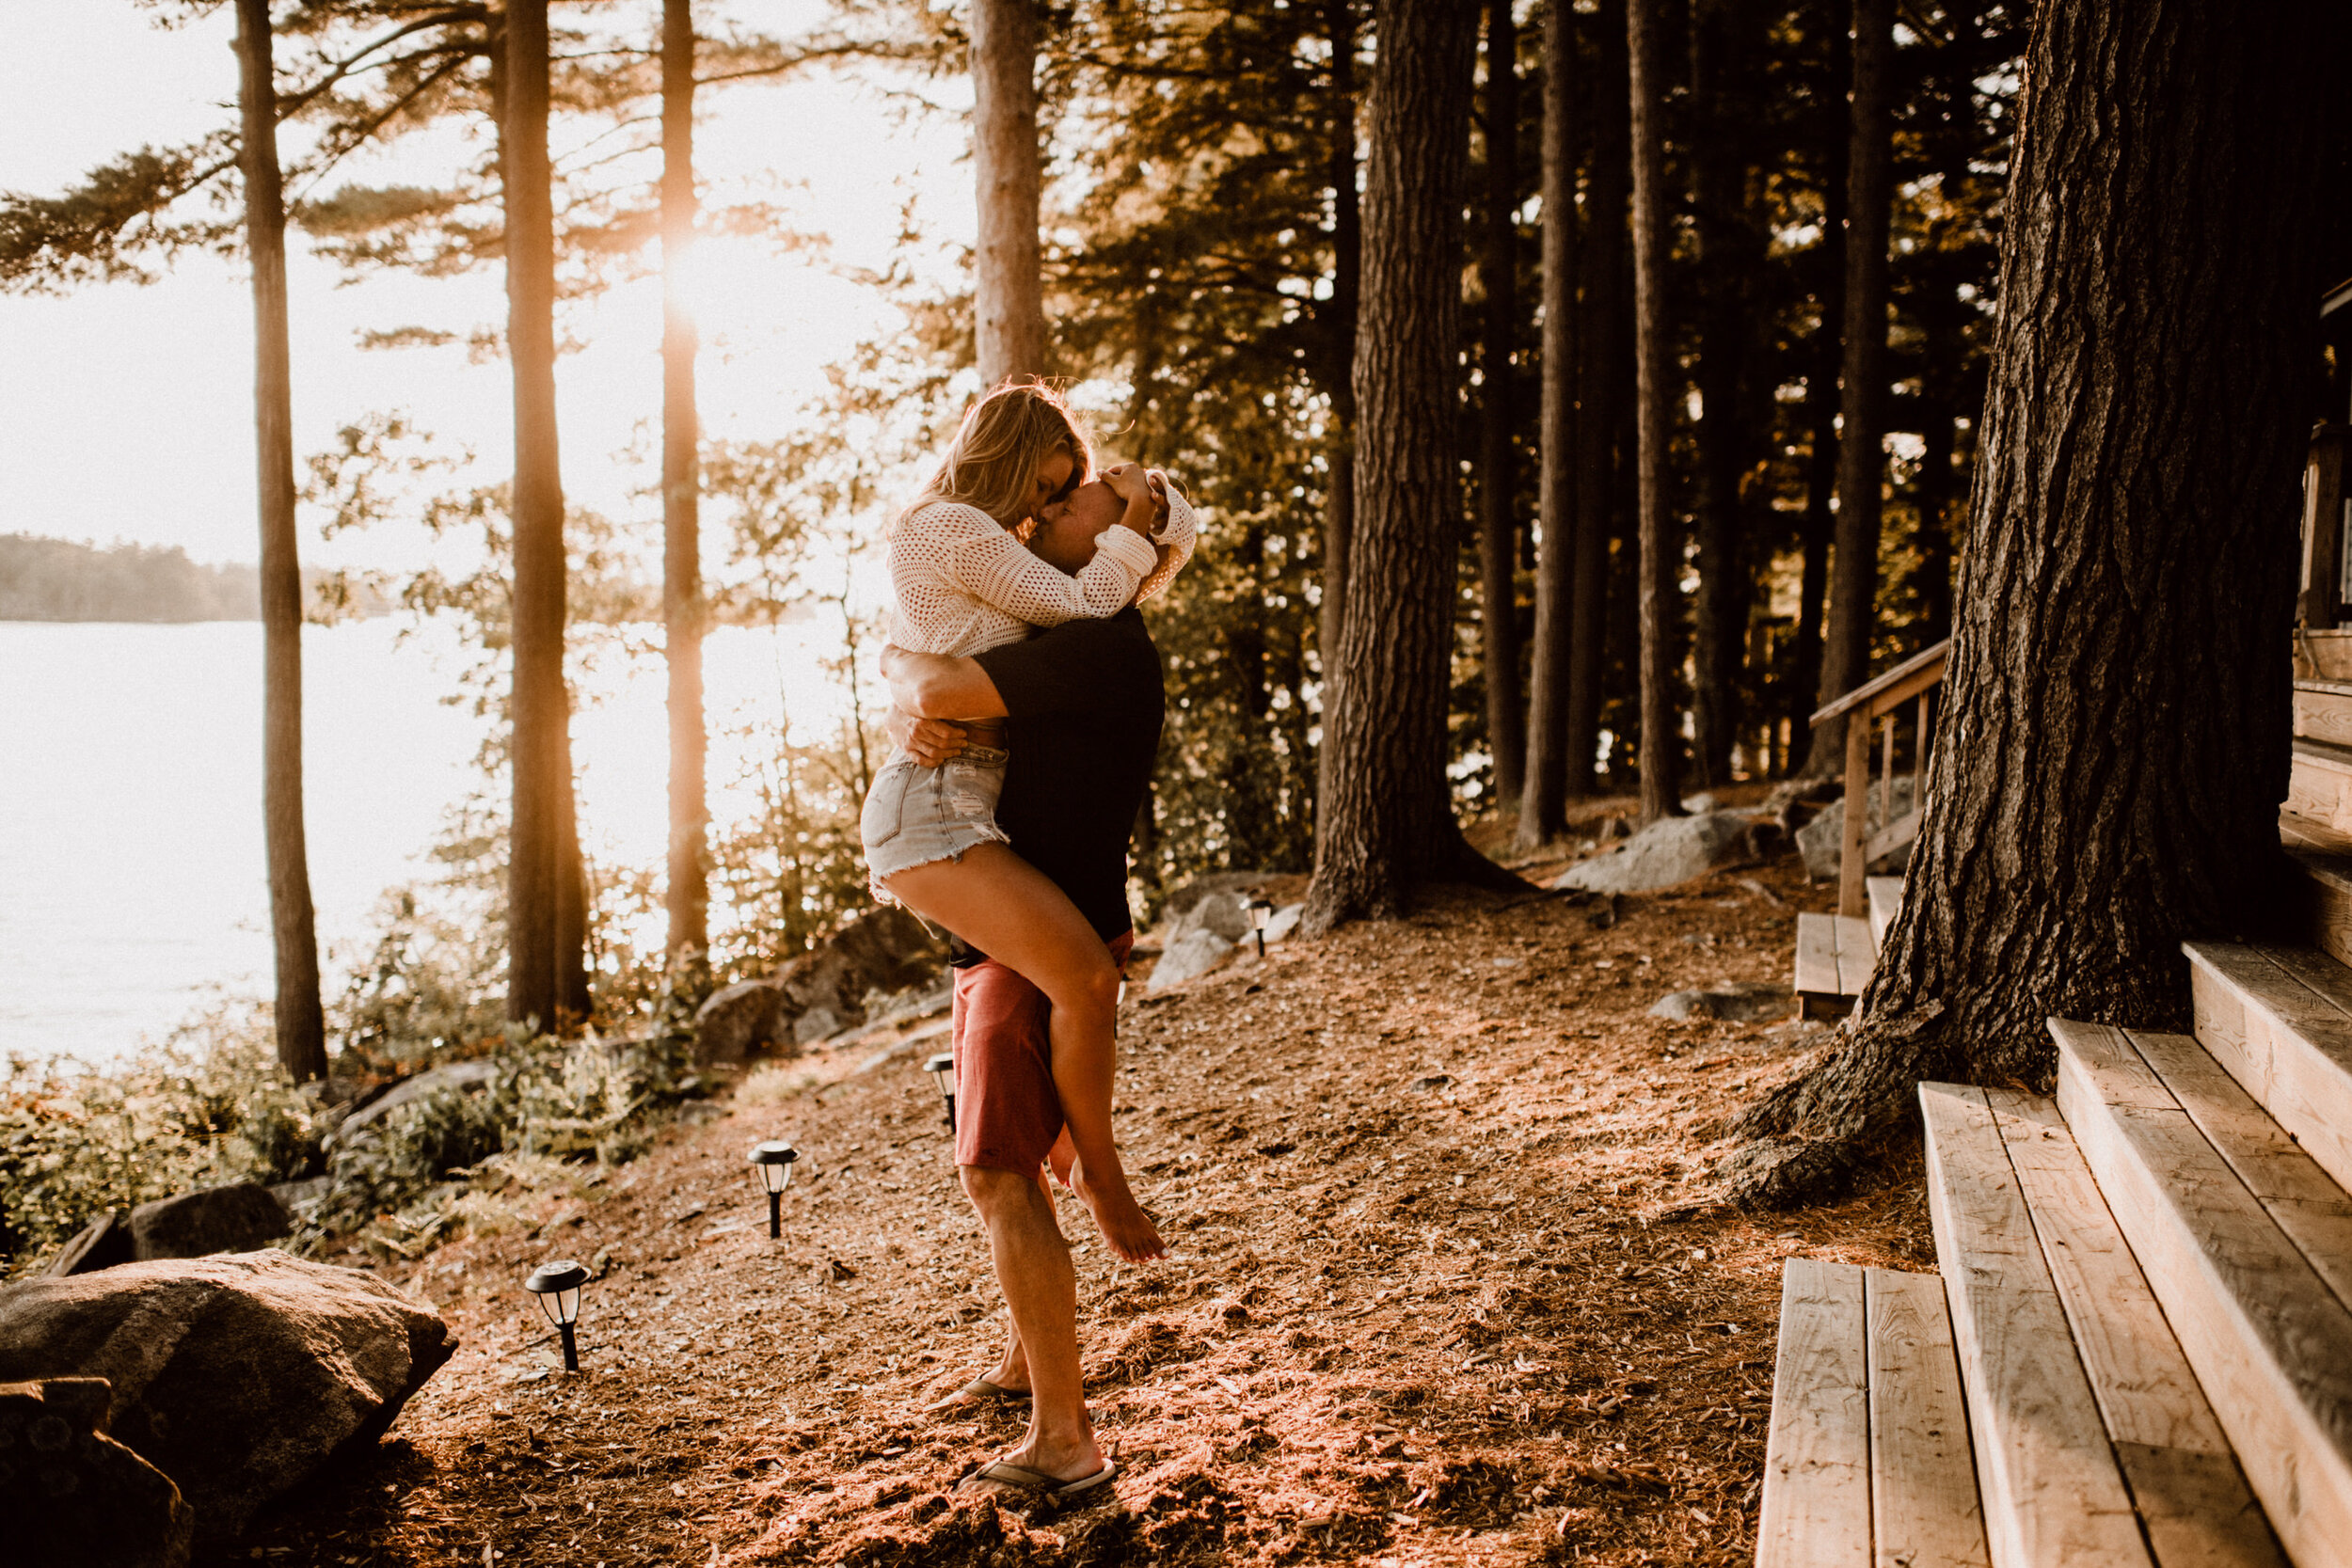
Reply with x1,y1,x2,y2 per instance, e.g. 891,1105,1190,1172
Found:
898,381,1091,531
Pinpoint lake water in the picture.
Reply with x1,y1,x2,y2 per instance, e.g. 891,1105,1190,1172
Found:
0,618,854,1065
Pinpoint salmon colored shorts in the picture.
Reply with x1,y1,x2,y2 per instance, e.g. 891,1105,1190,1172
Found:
951,930,1135,1175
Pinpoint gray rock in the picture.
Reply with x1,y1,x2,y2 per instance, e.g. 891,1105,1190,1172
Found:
0,1251,457,1542
1149,928,1236,991
1168,889,1254,944
1550,811,1765,895
1796,775,1918,880
330,1059,499,1145
1160,872,1269,923
691,906,946,1067
1648,981,1795,1023
265,1177,331,1220
0,1377,193,1568
1263,902,1306,945
124,1184,288,1262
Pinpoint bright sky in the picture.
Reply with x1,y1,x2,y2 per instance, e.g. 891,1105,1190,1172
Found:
0,1,976,575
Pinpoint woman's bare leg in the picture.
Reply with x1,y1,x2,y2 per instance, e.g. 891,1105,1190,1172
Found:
883,845,1166,1262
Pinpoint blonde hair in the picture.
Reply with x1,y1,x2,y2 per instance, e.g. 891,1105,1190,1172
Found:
899,381,1090,531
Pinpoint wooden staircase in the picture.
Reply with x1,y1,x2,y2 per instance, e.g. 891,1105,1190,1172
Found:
1756,657,2352,1567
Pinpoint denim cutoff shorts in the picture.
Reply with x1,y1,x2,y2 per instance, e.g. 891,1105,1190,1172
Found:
861,745,1011,898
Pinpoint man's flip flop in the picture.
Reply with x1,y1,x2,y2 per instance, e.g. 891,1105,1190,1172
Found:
925,1378,1030,1413
960,1459,1119,1498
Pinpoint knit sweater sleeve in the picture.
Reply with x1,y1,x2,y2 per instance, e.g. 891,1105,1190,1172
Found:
900,500,1158,632
1135,485,1200,605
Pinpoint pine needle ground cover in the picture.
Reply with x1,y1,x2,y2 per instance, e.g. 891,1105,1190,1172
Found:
232,833,1931,1568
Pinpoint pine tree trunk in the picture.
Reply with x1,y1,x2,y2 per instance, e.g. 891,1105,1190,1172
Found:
972,0,1046,385
661,0,708,974
1305,0,1507,932
233,0,326,1085
1788,5,1849,762
1518,0,1578,848
1565,0,1629,801
1626,0,1681,824
1688,0,1758,788
1805,0,1893,771
1725,0,2335,1209
503,0,571,1034
1476,0,1526,809
1316,0,1360,832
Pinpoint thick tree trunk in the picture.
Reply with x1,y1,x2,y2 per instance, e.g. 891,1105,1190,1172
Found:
502,0,572,1033
1518,0,1578,848
1626,0,1681,824
1805,0,1893,771
1565,0,1629,800
660,0,707,973
1725,0,2334,1209
1316,0,1360,831
972,0,1046,385
1688,0,1758,787
1788,5,1850,762
1306,0,1512,933
1476,0,1526,809
233,0,326,1085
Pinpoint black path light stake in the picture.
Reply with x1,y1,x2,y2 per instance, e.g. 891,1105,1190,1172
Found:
750,1140,799,1239
924,1052,958,1134
1248,898,1275,959
524,1259,589,1372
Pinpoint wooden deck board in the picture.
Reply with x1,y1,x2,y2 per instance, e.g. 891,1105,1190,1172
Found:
2185,942,2352,1201
1919,1082,2152,1567
1866,1266,1990,1568
1867,877,1904,949
2053,1021,2352,1568
1759,1257,1871,1568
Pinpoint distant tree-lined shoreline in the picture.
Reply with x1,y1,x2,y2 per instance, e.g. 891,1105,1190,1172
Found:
0,532,378,623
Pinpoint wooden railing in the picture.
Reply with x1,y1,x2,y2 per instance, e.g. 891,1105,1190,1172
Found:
2301,420,2347,629
1810,638,1950,919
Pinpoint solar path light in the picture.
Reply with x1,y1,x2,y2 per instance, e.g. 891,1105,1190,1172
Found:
523,1259,589,1371
749,1140,799,1238
1248,898,1275,959
924,1051,958,1133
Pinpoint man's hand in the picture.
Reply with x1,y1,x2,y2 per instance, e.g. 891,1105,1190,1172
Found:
883,645,1009,720
884,705,970,767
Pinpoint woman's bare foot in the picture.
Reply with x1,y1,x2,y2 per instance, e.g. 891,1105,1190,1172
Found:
1070,1157,1166,1262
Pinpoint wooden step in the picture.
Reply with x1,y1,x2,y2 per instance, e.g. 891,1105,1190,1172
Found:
2289,738,2352,836
1922,1080,2281,1567
2051,1019,2352,1568
1757,1257,1988,1568
2184,940,2352,1199
2280,810,2352,970
1794,911,1875,1019
1867,875,1904,948
2298,680,2352,749
2296,630,2352,683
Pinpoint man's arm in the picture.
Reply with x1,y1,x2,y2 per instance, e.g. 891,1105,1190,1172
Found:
881,645,1009,720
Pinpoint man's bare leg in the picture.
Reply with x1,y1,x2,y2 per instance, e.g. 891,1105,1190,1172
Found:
960,1164,1103,1483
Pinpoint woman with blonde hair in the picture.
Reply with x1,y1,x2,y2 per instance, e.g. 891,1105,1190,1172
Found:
861,380,1192,1264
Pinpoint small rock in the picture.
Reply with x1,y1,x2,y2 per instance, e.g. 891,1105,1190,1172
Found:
1647,981,1795,1023
818,1259,857,1284
672,1203,707,1226
0,1251,457,1542
1149,928,1236,991
1408,1074,1454,1093
330,1060,500,1145
125,1183,289,1261
0,1377,193,1568
1263,902,1307,945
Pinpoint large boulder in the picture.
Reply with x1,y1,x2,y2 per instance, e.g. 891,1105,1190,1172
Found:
327,1059,500,1146
0,1251,458,1542
1148,928,1236,992
1551,811,1766,895
692,906,946,1067
124,1184,289,1261
1796,774,1918,880
0,1377,193,1568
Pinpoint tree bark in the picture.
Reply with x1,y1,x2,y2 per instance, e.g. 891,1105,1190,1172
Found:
502,0,573,1033
1805,0,1894,771
233,0,326,1085
1688,0,1759,787
1565,0,1629,800
1518,0,1578,848
1306,0,1511,933
972,0,1047,385
660,0,707,974
1725,0,2336,1209
1316,0,1360,832
1626,0,1681,824
1476,0,1526,809
1788,4,1850,763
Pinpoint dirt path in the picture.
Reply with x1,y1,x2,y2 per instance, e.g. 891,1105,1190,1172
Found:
217,840,1931,1567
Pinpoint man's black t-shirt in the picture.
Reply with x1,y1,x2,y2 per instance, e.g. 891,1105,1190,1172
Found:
966,607,1164,952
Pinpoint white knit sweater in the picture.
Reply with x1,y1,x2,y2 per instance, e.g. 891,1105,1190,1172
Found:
885,490,1199,657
